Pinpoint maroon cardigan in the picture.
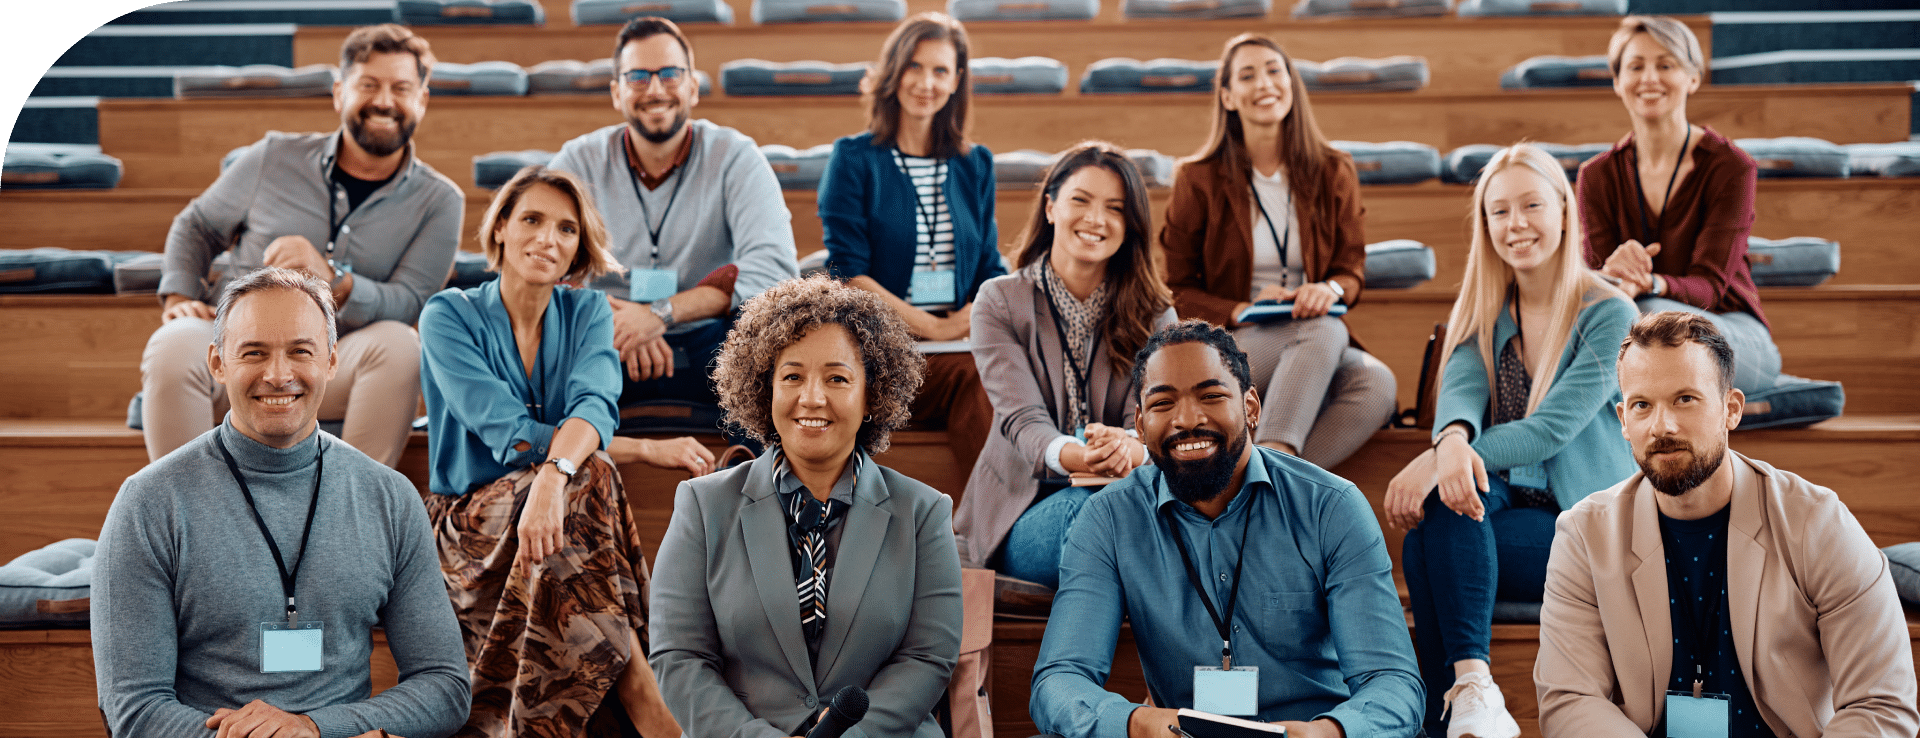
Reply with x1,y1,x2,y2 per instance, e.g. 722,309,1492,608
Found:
1576,126,1768,329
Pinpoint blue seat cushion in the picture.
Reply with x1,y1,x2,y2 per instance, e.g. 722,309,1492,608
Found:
450,250,498,289
1501,55,1611,89
1080,58,1213,94
948,0,1096,20
1126,149,1174,188
760,143,835,190
3,144,124,189
174,64,335,99
1364,239,1435,290
1846,142,1920,177
0,248,151,294
1746,236,1839,287
1298,56,1429,93
1332,140,1441,185
0,539,95,628
721,60,867,96
994,149,1055,189
1290,0,1447,19
396,0,546,24
1737,137,1850,178
1457,0,1623,15
1443,142,1607,184
1737,374,1844,430
572,0,734,24
430,61,530,96
1491,600,1541,623
473,150,557,189
1123,0,1268,20
751,0,905,23
970,57,1068,95
1885,543,1920,609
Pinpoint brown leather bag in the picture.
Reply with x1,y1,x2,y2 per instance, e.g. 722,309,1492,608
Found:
1411,322,1449,430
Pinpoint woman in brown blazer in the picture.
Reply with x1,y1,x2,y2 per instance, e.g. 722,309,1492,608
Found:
1159,33,1395,470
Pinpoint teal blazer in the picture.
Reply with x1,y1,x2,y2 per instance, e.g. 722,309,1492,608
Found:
1434,284,1638,510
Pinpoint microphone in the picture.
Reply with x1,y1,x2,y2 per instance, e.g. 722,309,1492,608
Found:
805,686,870,738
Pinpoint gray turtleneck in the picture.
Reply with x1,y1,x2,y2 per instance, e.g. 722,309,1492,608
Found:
92,420,470,738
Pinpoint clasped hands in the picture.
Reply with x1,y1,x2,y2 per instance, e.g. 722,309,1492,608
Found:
1383,429,1489,530
1063,423,1146,479
1599,240,1663,298
206,699,402,738
609,295,676,382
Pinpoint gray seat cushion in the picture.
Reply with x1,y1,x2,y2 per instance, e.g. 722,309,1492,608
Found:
430,61,531,96
2,144,124,189
1738,374,1844,430
473,149,558,189
760,143,835,190
1501,55,1612,89
1124,0,1268,20
174,64,335,99
751,0,905,22
1364,239,1435,290
396,0,546,24
1291,0,1447,19
1736,137,1850,178
971,57,1069,95
1080,58,1214,94
949,0,1096,20
572,0,734,24
0,539,95,628
0,248,147,294
721,59,868,95
1885,543,1920,609
1746,236,1839,287
1457,0,1623,14
1332,140,1441,185
1298,55,1429,93
1443,142,1608,184
1846,142,1920,177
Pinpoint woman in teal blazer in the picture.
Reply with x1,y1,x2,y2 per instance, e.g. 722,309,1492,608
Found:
1383,144,1637,738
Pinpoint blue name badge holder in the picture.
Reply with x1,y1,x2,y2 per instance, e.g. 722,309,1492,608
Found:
908,270,957,308
1192,666,1259,716
629,268,679,304
1665,689,1729,738
260,621,325,673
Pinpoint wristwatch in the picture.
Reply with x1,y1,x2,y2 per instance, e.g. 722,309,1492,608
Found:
1324,279,1346,301
648,298,675,329
546,457,578,479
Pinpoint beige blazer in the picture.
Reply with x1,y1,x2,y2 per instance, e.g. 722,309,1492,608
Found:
1536,451,1917,737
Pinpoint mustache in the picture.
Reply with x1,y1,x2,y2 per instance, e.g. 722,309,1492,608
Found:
1159,428,1226,456
1646,438,1692,455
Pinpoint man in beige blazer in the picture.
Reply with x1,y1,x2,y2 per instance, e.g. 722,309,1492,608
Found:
1536,311,1917,737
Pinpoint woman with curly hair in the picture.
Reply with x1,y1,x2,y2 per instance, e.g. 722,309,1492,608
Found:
649,275,964,738
417,165,680,737
953,142,1175,588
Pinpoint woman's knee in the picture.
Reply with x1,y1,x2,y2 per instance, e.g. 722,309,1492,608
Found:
1295,315,1350,351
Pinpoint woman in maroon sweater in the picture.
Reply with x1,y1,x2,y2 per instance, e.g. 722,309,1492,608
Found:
1576,15,1779,394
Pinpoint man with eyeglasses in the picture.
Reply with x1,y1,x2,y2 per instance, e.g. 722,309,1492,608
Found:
143,23,462,469
551,17,797,466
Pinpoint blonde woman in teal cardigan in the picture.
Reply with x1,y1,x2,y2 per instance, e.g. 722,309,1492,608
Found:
1384,144,1637,738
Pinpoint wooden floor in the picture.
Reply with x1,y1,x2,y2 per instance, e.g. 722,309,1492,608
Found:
93,83,1913,190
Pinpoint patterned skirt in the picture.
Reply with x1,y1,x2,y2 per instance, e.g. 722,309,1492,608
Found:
423,452,650,738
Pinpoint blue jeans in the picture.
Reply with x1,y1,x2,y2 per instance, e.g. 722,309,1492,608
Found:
1402,474,1557,735
1636,297,1780,395
1001,484,1095,589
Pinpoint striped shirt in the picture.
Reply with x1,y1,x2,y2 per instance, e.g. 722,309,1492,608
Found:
895,150,956,274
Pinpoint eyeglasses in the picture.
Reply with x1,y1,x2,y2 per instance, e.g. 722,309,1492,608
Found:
621,66,689,87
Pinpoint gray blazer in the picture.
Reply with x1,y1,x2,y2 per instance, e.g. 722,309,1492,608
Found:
650,451,964,738
954,272,1177,566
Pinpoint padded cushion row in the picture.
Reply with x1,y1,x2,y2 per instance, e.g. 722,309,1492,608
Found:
0,539,94,628
1079,56,1429,94
396,0,545,24
574,0,735,24
2,144,124,189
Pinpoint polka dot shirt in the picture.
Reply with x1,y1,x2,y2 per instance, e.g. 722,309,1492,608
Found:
1656,506,1774,737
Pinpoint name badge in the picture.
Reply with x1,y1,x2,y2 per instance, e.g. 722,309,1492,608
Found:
629,268,679,303
908,270,957,307
1508,461,1550,491
260,621,325,673
1664,690,1729,738
1192,666,1259,716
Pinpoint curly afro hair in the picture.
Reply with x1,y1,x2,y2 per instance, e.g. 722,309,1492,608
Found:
713,275,927,455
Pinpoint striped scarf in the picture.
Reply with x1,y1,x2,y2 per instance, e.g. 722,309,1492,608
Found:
787,491,845,642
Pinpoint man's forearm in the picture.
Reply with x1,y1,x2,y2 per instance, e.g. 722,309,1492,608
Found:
669,285,731,323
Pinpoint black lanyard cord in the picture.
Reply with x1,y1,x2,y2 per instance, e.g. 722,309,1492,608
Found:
1040,274,1101,428
894,149,948,272
624,127,692,268
216,434,325,627
1252,182,1293,288
1633,125,1692,248
1164,497,1257,669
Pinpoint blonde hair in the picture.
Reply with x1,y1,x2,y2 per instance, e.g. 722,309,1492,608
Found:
1444,143,1625,415
478,165,621,284
1607,15,1705,79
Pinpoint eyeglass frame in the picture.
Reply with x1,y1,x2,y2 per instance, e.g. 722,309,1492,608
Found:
620,66,690,87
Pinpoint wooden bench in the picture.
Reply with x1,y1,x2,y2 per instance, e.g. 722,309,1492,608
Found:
292,14,1710,95
93,84,1913,189
14,178,1914,291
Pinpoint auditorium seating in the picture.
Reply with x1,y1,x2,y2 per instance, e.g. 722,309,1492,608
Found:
5,5,1920,738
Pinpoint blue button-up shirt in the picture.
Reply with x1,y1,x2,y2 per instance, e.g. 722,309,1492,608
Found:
1030,446,1424,738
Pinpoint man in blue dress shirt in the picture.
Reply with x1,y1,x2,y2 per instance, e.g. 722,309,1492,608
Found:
1030,320,1423,738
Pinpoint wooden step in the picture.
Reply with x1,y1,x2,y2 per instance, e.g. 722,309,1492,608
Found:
292,14,1710,95
94,83,1912,190
12,178,1916,291
6,285,1910,422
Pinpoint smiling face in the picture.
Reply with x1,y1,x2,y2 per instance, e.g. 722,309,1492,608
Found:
895,38,959,128
1481,164,1566,276
494,182,582,288
1219,43,1293,129
1137,341,1258,505
1613,32,1700,123
772,323,868,468
614,33,698,145
209,288,339,448
1045,164,1128,272
334,51,426,158
1616,341,1741,496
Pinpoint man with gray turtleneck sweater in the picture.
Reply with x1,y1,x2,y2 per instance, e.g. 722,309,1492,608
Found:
92,267,470,738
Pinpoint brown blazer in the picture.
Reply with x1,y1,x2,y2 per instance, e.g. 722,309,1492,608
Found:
1536,451,1918,737
1158,151,1368,329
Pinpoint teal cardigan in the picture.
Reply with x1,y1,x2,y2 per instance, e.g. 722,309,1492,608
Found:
1434,285,1638,510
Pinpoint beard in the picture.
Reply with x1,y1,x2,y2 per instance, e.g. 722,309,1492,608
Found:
628,105,690,145
1637,436,1726,497
346,104,414,158
1150,426,1249,506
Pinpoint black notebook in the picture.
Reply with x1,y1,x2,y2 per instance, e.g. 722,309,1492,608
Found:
1233,300,1348,325
1175,709,1287,738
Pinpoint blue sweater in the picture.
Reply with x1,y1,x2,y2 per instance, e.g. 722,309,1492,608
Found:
819,132,1004,305
1434,285,1638,510
419,281,621,496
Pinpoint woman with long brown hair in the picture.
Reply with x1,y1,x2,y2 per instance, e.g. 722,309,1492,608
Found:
952,142,1175,591
1159,33,1394,470
819,11,998,476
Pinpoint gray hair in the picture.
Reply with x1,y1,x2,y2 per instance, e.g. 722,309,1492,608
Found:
212,267,339,351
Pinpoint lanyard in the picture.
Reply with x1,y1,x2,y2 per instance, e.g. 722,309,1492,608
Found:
1663,518,1728,695
894,149,947,273
1040,274,1101,431
624,127,691,268
323,179,349,270
1163,498,1256,669
1252,182,1293,289
1633,125,1692,247
215,434,325,628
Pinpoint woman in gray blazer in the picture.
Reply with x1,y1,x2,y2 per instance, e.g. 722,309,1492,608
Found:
650,275,964,738
952,142,1177,587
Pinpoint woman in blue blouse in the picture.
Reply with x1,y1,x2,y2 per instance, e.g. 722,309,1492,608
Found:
1384,144,1637,738
418,166,677,737
819,12,998,476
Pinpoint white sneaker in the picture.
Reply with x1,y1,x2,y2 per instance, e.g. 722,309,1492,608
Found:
1442,671,1521,738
